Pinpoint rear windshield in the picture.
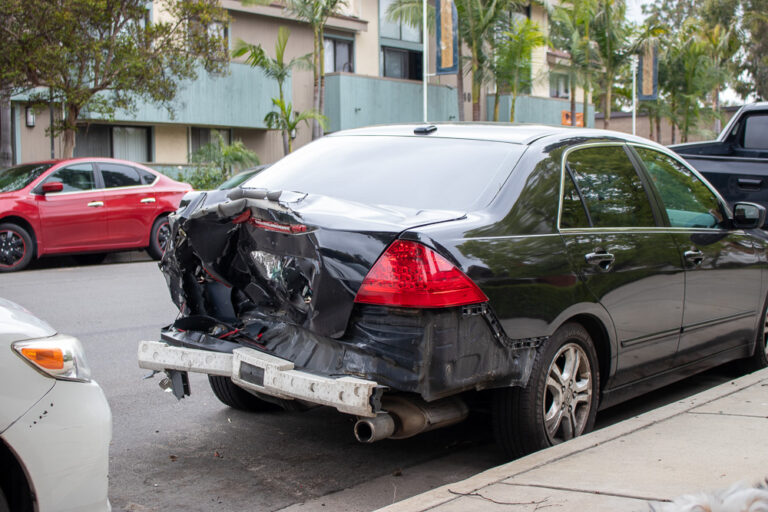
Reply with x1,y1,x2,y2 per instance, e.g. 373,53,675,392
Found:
244,136,525,211
0,163,54,193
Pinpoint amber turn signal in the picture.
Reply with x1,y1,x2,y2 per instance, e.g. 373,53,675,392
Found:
20,347,65,370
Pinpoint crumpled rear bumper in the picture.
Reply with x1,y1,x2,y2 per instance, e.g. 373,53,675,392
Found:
138,340,381,417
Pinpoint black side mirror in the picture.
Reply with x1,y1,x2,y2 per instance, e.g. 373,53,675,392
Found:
732,202,766,229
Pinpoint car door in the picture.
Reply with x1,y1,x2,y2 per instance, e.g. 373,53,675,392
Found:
35,163,107,252
97,162,158,246
559,144,686,387
631,146,762,364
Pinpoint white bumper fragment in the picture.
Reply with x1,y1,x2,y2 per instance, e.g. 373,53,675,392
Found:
138,340,379,417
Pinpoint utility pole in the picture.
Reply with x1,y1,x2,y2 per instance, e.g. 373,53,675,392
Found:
422,0,428,122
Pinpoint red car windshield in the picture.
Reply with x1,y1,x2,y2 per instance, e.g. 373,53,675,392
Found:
0,163,54,193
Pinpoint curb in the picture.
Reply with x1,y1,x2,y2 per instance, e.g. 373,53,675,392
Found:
375,367,768,512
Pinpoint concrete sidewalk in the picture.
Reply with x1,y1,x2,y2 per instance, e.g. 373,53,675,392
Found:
377,368,768,512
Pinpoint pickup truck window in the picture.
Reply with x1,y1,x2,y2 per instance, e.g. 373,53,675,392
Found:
635,147,725,229
744,115,768,150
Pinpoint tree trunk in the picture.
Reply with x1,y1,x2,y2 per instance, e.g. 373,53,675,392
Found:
648,111,654,141
582,79,589,128
492,91,500,122
318,27,326,138
569,71,576,126
311,25,321,140
282,130,289,156
603,81,612,129
62,104,79,158
510,92,516,123
471,45,481,121
671,122,676,145
0,93,12,168
456,33,464,122
713,85,721,134
655,115,661,143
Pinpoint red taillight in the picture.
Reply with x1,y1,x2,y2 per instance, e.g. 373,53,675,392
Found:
354,240,488,308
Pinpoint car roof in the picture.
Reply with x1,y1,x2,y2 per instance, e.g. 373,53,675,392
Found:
329,123,655,146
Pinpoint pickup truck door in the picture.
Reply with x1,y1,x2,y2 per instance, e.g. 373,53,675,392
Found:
631,146,762,364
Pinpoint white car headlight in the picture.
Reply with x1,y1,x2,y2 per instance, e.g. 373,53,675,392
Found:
12,334,92,382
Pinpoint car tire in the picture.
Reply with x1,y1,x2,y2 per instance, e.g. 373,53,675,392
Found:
492,322,600,460
0,223,34,272
208,375,282,412
0,487,9,512
743,298,768,372
147,216,170,260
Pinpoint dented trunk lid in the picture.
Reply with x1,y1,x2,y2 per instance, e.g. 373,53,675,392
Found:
163,188,465,338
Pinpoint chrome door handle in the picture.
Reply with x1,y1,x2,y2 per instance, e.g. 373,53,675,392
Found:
140,197,156,203
87,201,104,208
684,249,704,266
585,251,615,270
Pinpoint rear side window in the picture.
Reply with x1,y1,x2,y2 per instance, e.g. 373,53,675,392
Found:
44,164,95,192
100,163,142,188
245,136,525,211
564,145,655,228
634,147,725,229
137,168,157,185
743,115,768,150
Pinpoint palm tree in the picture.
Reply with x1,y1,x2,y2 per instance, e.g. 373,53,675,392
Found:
492,18,547,122
388,0,523,121
551,0,594,126
243,0,346,139
264,98,327,153
233,26,310,154
592,0,633,129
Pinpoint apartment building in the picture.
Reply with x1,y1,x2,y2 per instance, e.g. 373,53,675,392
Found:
9,0,593,168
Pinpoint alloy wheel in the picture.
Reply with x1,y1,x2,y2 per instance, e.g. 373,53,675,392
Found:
156,221,171,253
0,229,26,268
543,342,593,444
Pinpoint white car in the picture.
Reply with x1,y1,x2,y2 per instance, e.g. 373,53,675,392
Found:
0,298,111,512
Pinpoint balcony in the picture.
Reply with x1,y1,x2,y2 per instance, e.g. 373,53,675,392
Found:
324,72,459,132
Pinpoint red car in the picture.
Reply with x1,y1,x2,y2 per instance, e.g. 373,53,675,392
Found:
0,157,192,272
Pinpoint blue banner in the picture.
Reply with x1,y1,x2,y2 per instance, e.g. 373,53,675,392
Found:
638,45,658,101
435,0,458,75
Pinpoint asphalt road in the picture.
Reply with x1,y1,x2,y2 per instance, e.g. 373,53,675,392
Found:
0,256,746,512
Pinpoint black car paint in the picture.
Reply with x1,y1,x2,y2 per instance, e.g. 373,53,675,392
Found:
159,126,767,414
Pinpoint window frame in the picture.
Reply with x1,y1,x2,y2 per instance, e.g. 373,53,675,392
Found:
557,142,666,231
324,35,354,73
37,163,98,196
74,124,153,162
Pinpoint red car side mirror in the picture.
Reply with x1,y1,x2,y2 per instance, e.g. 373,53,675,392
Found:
41,181,64,194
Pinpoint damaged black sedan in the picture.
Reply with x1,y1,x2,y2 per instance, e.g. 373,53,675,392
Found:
139,124,768,459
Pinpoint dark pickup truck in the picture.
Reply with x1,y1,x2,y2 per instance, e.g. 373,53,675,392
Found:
672,102,768,225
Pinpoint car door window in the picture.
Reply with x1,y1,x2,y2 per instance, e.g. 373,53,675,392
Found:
44,164,95,192
634,147,726,229
564,145,656,227
100,163,142,188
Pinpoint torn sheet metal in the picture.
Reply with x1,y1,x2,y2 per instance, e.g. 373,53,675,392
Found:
157,189,537,403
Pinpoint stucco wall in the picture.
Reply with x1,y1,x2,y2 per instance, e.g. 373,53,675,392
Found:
154,125,188,164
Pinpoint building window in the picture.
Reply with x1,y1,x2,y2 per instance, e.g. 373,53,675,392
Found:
379,0,421,42
549,73,570,99
381,47,422,80
324,37,354,73
190,127,231,155
74,125,151,162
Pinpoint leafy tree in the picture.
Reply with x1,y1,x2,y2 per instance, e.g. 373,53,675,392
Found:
492,18,547,122
188,132,259,188
737,0,768,100
233,26,311,155
264,98,328,154
0,0,228,158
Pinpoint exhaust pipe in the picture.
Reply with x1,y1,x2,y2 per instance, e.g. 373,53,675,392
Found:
354,413,396,443
353,396,468,443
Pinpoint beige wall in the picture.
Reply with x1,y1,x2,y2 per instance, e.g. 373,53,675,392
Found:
352,0,378,76
154,125,188,164
19,106,65,163
233,128,286,164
